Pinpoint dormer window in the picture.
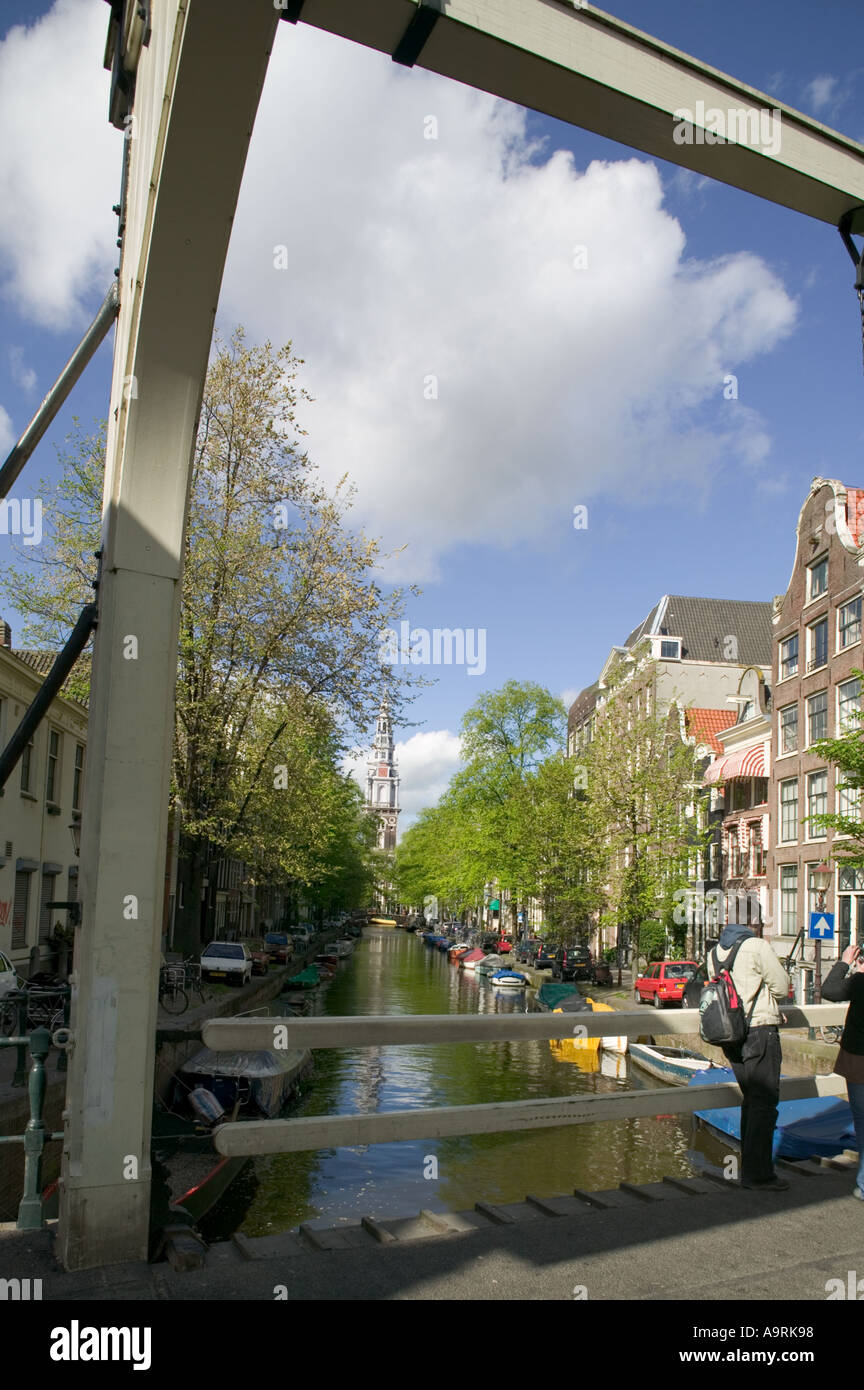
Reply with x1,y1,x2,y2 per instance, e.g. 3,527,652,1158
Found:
808,556,828,601
658,637,681,660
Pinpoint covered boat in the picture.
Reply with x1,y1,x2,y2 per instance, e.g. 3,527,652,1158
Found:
490,969,529,989
286,965,321,989
691,1067,857,1160
476,954,507,976
460,948,486,971
177,1047,311,1119
549,993,627,1056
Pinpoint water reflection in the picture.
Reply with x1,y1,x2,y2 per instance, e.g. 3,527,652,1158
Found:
223,927,726,1238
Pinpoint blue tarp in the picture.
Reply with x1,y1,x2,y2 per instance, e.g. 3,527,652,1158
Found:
691,1068,856,1159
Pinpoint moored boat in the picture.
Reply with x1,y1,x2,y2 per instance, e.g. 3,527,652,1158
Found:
691,1067,857,1159
460,948,486,971
630,1043,718,1085
490,969,529,989
177,1046,312,1119
286,965,321,989
475,954,506,976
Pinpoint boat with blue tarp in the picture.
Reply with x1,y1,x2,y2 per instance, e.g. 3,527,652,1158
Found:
690,1067,856,1159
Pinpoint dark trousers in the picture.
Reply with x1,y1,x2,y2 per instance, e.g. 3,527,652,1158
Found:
721,1025,782,1184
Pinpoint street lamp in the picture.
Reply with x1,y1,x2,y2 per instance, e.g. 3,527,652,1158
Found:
812,860,833,1007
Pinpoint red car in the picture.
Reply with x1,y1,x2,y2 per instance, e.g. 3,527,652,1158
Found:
497,937,513,954
634,960,699,1008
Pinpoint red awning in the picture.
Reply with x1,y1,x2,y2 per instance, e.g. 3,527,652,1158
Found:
703,744,765,785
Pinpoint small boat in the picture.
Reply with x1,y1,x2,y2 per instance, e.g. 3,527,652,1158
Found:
460,948,486,971
549,994,627,1056
177,1047,311,1119
449,942,471,958
490,969,529,989
286,965,321,990
691,1068,857,1159
323,939,354,958
629,1042,715,1084
475,955,507,976
369,915,397,926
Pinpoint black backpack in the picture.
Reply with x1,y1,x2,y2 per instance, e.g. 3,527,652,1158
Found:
698,938,764,1046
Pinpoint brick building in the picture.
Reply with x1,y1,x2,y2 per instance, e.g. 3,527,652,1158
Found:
767,477,864,964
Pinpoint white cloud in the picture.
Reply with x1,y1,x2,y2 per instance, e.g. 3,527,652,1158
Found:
346,728,462,834
1,9,797,574
804,75,838,114
219,24,796,579
0,404,14,455
8,347,36,392
0,0,118,327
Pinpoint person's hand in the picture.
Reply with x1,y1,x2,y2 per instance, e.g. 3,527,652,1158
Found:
842,944,860,965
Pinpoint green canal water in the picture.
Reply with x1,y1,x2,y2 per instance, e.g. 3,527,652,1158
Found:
203,928,726,1240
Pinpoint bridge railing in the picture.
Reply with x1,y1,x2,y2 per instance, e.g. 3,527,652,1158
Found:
0,1028,65,1229
202,1004,851,1157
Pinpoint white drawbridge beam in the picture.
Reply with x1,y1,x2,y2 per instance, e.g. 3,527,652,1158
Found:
58,0,278,1271
289,0,864,225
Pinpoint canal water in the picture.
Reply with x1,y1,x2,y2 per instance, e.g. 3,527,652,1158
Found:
204,928,727,1240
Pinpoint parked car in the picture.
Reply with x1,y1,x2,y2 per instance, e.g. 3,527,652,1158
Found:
634,960,700,1008
263,932,294,966
0,951,19,1000
246,940,271,975
553,944,592,982
514,938,540,963
533,944,556,971
497,937,513,954
200,941,252,986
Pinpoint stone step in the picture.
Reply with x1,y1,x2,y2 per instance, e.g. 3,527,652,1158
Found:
298,1220,378,1251
662,1174,731,1196
572,1186,650,1210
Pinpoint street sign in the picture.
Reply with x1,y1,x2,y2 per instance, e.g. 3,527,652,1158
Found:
808,911,835,940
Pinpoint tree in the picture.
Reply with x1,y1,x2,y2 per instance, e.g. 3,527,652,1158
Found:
2,330,416,948
582,669,708,975
809,669,864,867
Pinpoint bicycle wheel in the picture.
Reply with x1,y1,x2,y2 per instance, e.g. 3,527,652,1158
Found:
161,984,188,1015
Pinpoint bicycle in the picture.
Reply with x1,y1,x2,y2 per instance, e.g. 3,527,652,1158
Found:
182,958,206,1007
817,1024,844,1044
0,985,67,1040
158,964,188,1015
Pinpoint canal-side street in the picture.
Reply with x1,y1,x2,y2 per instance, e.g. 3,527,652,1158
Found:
200,926,733,1244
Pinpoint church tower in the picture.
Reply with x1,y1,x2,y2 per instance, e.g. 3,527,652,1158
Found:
365,696,400,852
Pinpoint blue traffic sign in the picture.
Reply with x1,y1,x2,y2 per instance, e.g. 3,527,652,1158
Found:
808,911,835,940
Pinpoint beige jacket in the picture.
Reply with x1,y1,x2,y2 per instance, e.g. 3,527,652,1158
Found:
711,935,790,1029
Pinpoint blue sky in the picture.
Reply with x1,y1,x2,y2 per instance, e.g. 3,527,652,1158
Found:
2,0,864,826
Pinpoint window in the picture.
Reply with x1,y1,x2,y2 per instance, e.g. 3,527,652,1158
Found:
731,780,749,812
20,738,34,794
808,557,828,600
750,821,765,876
837,780,861,822
39,872,57,944
808,619,828,672
779,633,798,680
780,779,798,842
807,691,828,745
839,597,862,650
71,743,84,810
838,677,862,733
780,865,798,936
806,770,828,838
779,703,798,753
753,777,768,805
12,870,30,950
659,638,681,660
46,729,60,804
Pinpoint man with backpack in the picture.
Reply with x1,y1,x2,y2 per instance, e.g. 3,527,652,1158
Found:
701,922,791,1191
